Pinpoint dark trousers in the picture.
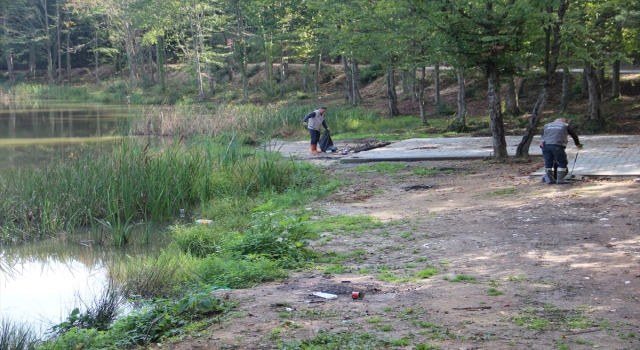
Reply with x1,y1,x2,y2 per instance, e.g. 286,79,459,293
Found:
542,144,568,169
309,129,321,145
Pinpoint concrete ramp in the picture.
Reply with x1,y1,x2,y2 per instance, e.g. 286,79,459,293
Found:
339,135,640,178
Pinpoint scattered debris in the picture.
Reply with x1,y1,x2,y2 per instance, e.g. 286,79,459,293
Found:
452,306,492,311
353,142,391,153
403,184,436,191
312,292,338,300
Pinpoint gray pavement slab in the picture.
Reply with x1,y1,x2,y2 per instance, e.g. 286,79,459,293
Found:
339,135,640,178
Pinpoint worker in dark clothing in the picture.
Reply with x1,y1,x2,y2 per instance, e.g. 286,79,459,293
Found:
540,117,583,184
302,107,329,155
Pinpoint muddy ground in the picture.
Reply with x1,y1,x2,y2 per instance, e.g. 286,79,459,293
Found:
168,150,640,350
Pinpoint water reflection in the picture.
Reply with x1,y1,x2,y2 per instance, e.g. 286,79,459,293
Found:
0,100,138,168
0,227,170,327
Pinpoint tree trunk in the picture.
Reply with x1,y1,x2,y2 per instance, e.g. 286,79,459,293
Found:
157,36,165,91
6,51,14,82
341,55,353,102
517,59,529,97
234,2,248,99
222,32,234,81
386,67,400,116
409,69,416,101
44,1,53,84
263,32,273,92
65,11,71,82
505,76,520,116
352,59,361,104
581,62,588,97
559,65,570,113
314,49,320,93
597,66,605,99
94,28,99,85
418,67,426,126
611,60,620,99
434,63,441,105
189,7,204,102
487,63,508,159
29,43,36,77
515,0,568,157
56,0,62,82
279,46,286,97
302,59,309,92
585,63,603,122
401,70,410,100
447,71,467,132
196,15,213,96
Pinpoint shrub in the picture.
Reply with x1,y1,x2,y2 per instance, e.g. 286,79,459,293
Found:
229,210,313,267
171,224,232,258
195,256,287,288
109,246,199,298
359,63,384,85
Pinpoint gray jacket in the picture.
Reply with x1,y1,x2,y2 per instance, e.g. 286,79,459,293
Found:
541,120,580,147
303,109,327,131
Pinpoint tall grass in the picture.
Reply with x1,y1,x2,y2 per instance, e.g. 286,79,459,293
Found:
0,319,40,350
129,104,383,140
0,135,305,244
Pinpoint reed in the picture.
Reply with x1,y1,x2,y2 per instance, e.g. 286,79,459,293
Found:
0,136,307,244
128,104,383,140
0,319,40,350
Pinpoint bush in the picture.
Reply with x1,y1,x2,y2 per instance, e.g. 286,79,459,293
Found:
109,246,199,298
359,63,384,85
172,224,232,258
229,210,313,267
195,256,287,288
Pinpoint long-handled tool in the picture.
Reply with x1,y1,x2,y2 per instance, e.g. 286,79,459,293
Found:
567,148,580,179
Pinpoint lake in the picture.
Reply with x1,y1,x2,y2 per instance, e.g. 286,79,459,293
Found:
0,100,170,329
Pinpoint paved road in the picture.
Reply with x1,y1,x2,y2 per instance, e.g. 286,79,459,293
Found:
338,135,640,178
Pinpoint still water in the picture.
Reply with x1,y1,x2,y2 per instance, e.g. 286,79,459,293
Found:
0,100,136,167
0,100,168,329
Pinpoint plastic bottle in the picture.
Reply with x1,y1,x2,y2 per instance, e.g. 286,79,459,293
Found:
196,219,213,225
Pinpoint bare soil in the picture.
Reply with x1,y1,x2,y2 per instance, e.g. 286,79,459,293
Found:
167,154,640,350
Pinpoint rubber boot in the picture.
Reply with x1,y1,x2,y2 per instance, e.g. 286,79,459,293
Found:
310,144,319,155
544,168,556,184
556,168,570,184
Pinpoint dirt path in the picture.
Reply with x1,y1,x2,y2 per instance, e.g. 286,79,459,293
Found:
169,155,640,350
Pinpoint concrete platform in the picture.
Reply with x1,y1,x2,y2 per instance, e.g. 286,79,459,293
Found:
339,135,640,178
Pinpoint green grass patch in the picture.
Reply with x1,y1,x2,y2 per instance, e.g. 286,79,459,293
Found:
279,330,388,349
443,275,477,283
487,288,504,296
416,268,439,279
511,306,596,331
487,188,516,197
308,215,383,237
378,273,415,283
323,264,346,274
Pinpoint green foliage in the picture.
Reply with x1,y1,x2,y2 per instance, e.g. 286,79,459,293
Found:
279,330,388,349
229,210,314,267
323,264,346,274
110,246,199,298
171,224,231,258
0,136,307,244
487,188,516,197
416,268,439,279
308,215,383,237
487,288,504,296
359,63,385,85
0,319,40,350
195,256,287,289
443,275,477,283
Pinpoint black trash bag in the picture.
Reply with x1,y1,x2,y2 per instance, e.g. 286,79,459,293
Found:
319,130,338,152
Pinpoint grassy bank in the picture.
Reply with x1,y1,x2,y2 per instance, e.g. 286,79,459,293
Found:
0,135,317,245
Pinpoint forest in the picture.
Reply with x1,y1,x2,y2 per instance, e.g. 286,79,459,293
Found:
2,0,640,157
